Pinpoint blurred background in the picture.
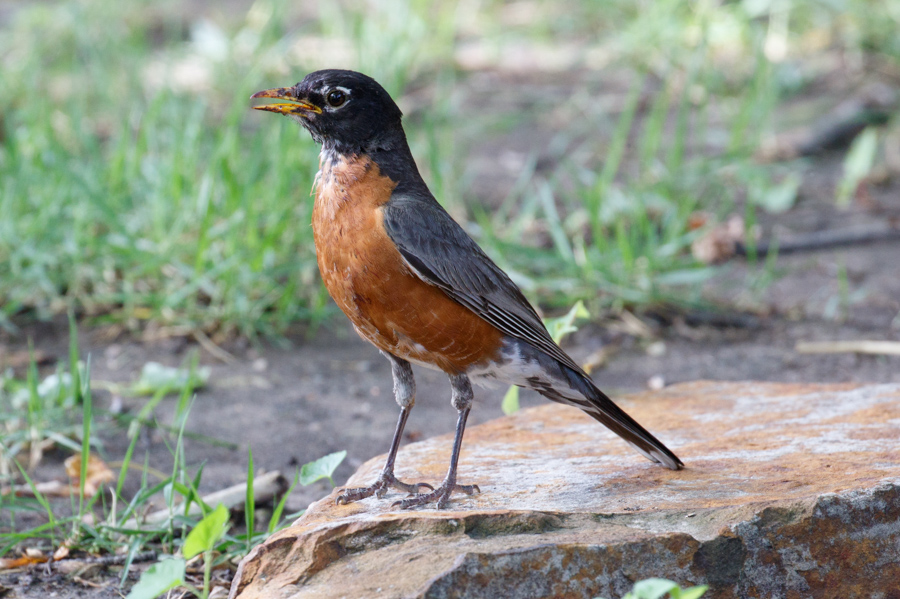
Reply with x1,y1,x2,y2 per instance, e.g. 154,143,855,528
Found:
2,0,898,339
2,1,900,592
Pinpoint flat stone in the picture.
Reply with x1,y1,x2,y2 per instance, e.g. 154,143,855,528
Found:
230,381,900,599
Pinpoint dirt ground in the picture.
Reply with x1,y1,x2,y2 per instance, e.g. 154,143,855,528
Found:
3,68,900,599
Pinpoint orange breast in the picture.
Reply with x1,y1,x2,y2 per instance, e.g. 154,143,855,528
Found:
312,153,503,374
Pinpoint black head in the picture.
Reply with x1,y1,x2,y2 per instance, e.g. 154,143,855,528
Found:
251,70,404,154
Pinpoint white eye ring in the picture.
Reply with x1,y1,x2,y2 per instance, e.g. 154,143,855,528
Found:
324,86,351,109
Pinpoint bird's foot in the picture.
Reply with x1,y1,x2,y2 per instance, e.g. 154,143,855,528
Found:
335,472,433,505
392,481,480,510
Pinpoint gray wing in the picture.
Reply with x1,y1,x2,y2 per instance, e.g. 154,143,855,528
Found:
382,195,684,471
381,195,583,374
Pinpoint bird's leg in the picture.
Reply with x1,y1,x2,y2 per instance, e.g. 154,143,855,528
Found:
335,354,433,505
394,373,481,509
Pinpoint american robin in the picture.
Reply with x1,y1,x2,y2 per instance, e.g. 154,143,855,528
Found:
252,70,683,509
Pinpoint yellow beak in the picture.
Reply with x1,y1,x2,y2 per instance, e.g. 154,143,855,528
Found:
250,87,322,115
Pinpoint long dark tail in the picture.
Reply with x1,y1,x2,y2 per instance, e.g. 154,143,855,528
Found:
533,362,683,470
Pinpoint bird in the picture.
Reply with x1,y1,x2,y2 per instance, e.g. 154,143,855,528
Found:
251,70,683,509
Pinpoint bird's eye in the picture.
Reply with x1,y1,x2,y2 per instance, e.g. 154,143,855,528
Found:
326,89,347,108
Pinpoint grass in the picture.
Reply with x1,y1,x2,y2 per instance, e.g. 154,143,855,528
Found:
1,1,318,337
471,61,779,312
0,322,344,596
2,0,897,336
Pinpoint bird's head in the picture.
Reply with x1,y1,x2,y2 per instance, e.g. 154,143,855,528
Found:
251,69,404,153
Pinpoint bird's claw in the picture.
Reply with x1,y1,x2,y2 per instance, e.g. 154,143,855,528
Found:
392,482,480,510
335,473,432,505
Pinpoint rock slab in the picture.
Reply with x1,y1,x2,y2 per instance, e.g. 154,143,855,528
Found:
230,381,900,599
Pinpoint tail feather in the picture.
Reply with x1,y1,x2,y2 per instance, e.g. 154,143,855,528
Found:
531,363,683,470
486,338,684,469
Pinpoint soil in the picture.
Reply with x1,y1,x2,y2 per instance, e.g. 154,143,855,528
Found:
3,41,900,599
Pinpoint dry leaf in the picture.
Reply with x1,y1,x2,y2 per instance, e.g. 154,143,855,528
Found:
687,211,711,231
0,554,48,570
691,215,745,264
64,453,115,498
53,543,71,561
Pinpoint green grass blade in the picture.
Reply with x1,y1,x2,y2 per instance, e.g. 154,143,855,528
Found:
68,311,82,405
77,355,93,523
268,470,299,534
245,447,255,554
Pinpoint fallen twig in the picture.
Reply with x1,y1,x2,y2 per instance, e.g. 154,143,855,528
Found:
757,82,897,161
192,329,238,365
795,340,900,356
85,550,158,566
109,470,288,529
737,223,900,258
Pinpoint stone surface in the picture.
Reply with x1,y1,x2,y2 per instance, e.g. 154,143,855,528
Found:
230,381,900,599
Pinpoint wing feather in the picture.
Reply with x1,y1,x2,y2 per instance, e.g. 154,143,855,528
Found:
382,195,582,373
